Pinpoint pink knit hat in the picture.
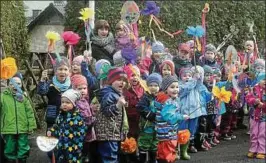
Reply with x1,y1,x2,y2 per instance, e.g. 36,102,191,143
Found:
160,60,175,75
71,74,87,89
72,55,84,65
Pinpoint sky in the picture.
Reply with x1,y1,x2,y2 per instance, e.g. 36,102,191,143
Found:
24,1,66,17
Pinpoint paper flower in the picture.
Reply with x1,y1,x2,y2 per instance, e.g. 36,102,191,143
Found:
98,64,112,80
186,25,205,37
45,31,60,52
0,57,17,79
141,1,160,16
79,7,94,22
212,86,232,103
121,137,137,153
177,129,191,144
156,92,169,103
61,31,81,45
121,47,137,64
121,1,140,24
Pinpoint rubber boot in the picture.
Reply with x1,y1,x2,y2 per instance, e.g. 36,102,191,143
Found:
180,143,191,160
139,150,148,163
149,151,157,163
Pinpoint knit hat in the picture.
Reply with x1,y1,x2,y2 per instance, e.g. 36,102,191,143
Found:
70,74,87,89
205,44,216,54
152,41,165,54
107,67,127,84
72,55,84,65
13,72,23,80
62,89,81,106
54,56,70,71
254,59,265,68
160,60,175,75
203,65,213,74
179,68,192,77
146,73,162,86
186,40,194,48
212,68,222,76
161,75,178,91
95,59,111,76
178,43,190,52
113,50,125,66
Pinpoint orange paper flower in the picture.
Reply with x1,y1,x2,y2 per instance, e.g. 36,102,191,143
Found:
177,129,191,144
121,137,137,153
0,57,17,79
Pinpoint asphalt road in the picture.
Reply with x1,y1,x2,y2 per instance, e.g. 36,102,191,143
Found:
28,126,265,163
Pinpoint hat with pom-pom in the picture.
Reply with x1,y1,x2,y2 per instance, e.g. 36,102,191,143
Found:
146,73,162,86
152,41,165,54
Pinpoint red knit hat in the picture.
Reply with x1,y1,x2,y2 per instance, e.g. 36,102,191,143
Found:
107,67,128,84
71,74,87,89
160,60,175,75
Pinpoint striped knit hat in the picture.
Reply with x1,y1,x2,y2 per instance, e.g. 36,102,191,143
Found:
107,67,127,84
161,75,178,91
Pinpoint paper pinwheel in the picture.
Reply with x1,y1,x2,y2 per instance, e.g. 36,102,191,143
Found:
79,7,94,22
212,86,232,104
0,57,17,79
45,31,60,52
61,31,81,45
121,137,137,153
121,1,140,25
37,136,59,152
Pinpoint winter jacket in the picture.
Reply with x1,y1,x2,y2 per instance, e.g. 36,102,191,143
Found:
200,57,221,69
136,93,160,134
94,86,127,141
0,89,37,134
172,57,192,77
91,43,115,65
123,87,143,138
156,97,184,141
49,108,87,163
76,98,96,142
81,61,98,93
246,85,266,122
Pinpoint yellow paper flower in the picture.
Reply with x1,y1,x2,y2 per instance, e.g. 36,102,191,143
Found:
45,31,60,41
212,86,232,103
79,8,94,21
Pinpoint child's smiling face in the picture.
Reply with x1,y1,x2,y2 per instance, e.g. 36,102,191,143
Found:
162,64,172,78
166,82,179,99
71,63,81,74
148,82,160,95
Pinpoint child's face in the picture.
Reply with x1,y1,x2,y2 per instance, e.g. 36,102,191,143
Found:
178,50,190,60
116,25,126,37
61,97,74,112
181,73,192,82
152,53,161,63
204,73,213,85
162,64,172,77
76,84,88,98
98,28,109,38
255,66,265,73
9,77,22,93
148,82,160,95
213,74,221,82
71,63,81,74
166,82,179,99
112,78,127,93
130,74,139,86
205,51,215,61
259,79,266,88
245,43,254,54
56,65,70,82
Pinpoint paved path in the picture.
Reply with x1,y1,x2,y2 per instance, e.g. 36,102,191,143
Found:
28,126,265,163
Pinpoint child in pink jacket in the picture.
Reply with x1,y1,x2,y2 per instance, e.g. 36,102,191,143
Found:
246,73,266,159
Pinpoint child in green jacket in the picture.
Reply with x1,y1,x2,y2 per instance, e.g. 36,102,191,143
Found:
0,73,37,163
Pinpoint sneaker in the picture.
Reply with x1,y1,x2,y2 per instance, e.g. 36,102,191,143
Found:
256,153,265,159
188,145,198,153
203,140,212,149
200,144,209,151
209,139,217,147
229,134,237,139
213,137,220,144
222,134,232,141
247,152,255,158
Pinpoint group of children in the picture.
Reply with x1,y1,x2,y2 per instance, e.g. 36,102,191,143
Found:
0,19,265,163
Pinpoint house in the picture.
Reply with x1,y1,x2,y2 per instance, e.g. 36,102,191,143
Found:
27,1,66,54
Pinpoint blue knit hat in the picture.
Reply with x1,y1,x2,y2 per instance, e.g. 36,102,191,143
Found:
203,65,213,75
152,41,165,54
146,73,162,86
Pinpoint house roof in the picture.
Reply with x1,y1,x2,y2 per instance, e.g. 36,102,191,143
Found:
27,3,65,31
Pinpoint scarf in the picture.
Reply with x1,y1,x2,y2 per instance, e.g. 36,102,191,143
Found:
9,78,24,102
115,35,131,50
132,84,144,99
91,33,115,54
174,57,191,66
52,76,71,92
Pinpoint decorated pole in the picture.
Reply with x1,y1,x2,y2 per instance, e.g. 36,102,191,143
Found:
201,3,210,55
89,1,95,29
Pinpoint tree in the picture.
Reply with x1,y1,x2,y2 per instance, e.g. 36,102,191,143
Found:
0,1,29,62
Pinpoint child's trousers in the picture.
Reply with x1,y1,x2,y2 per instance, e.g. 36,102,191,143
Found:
249,118,266,154
179,118,199,141
2,134,29,160
98,141,119,163
157,140,177,163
